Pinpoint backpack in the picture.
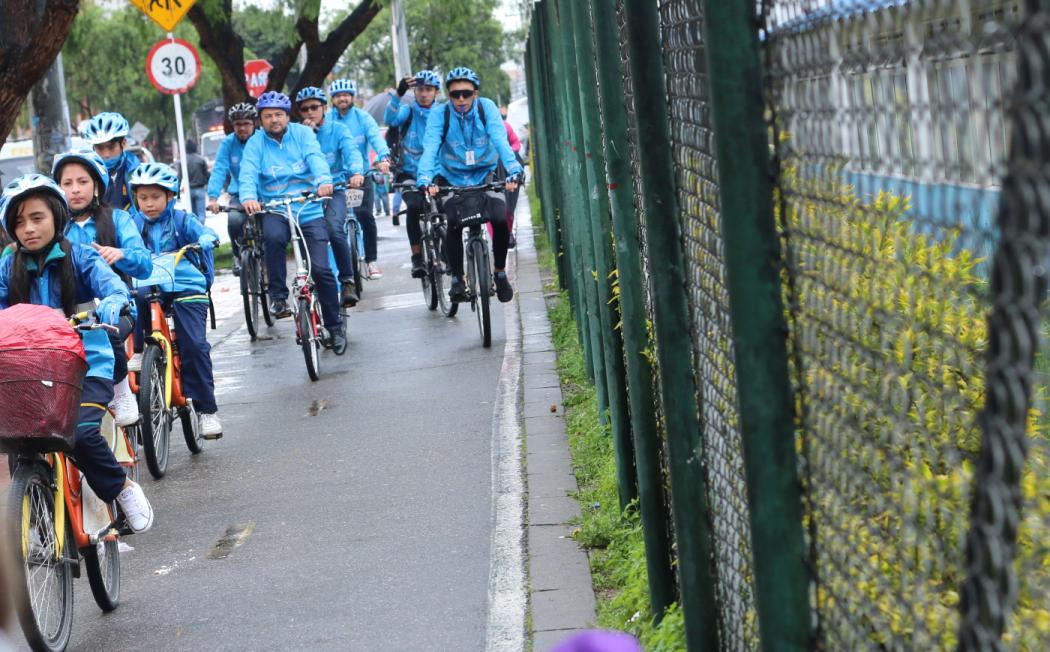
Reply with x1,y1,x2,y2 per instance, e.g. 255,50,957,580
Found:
385,109,413,169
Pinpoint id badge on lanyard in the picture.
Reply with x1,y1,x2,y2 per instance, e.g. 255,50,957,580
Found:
465,150,476,165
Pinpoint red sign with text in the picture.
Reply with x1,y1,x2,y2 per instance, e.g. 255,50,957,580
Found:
244,59,273,98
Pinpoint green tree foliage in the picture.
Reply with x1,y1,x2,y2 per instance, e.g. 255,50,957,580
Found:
233,5,298,67
337,0,511,104
62,2,221,160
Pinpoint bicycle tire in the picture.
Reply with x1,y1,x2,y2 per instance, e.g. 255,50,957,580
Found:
180,399,204,454
346,220,365,298
82,535,120,613
298,297,321,381
422,222,439,311
138,345,171,478
258,249,274,327
7,463,74,652
471,239,492,348
240,249,259,340
435,225,458,317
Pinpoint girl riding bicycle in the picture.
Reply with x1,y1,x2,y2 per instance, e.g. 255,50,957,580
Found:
127,163,223,439
0,174,154,533
53,150,153,429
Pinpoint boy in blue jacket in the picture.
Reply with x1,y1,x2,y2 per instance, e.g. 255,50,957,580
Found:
128,163,223,439
0,174,154,533
82,112,141,210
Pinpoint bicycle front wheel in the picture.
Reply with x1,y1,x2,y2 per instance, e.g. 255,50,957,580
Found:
298,297,321,381
240,249,261,340
258,249,274,327
470,239,492,348
422,225,438,311
8,463,74,651
434,225,458,317
345,220,365,298
138,345,171,478
82,534,120,613
180,399,204,454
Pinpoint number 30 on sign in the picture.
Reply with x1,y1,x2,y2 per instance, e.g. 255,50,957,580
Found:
146,38,201,95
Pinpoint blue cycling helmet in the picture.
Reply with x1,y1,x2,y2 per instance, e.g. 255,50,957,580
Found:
52,149,110,192
82,112,130,145
295,86,328,105
256,90,292,113
446,67,480,88
328,79,357,97
1,174,70,239
128,162,181,195
414,70,441,89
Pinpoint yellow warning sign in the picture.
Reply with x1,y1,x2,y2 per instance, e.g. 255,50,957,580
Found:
129,0,197,33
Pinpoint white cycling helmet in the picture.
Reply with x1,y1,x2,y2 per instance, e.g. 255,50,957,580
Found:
81,112,131,145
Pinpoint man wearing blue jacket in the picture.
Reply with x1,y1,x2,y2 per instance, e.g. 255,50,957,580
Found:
327,79,391,279
417,68,522,304
207,103,258,275
296,86,365,307
239,91,346,354
385,70,443,279
82,112,141,210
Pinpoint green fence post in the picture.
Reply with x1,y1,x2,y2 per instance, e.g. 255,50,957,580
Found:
697,1,812,650
564,0,636,506
589,0,676,619
525,23,556,260
620,1,720,649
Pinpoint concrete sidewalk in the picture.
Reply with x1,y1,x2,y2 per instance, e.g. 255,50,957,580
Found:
512,190,598,651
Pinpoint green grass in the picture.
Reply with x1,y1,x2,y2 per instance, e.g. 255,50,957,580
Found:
528,184,686,650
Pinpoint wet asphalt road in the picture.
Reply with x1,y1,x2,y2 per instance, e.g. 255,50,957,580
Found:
32,215,512,651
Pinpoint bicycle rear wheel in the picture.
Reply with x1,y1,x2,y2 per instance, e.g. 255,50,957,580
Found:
240,249,260,340
434,225,458,317
82,534,119,613
422,225,438,311
258,249,275,327
298,297,321,381
470,239,492,348
345,220,365,298
138,345,171,478
7,463,74,652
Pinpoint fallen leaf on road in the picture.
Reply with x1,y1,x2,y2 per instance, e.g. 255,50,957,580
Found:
549,404,557,413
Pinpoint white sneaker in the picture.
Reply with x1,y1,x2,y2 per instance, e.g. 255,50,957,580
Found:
368,262,383,279
200,413,223,438
116,482,154,534
127,353,143,372
109,389,140,426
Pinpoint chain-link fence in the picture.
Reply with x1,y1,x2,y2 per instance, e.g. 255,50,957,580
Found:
526,0,1049,650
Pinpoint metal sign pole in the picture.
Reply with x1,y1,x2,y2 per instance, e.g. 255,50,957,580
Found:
169,32,191,212
390,0,412,80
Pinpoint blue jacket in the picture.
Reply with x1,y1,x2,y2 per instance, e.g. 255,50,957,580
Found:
132,205,218,295
207,133,250,201
327,106,390,170
314,120,363,184
384,93,441,178
416,98,523,187
0,242,131,379
238,123,333,224
103,150,141,210
64,208,153,280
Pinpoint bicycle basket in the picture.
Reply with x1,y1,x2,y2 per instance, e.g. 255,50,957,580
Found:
345,188,365,208
0,305,88,452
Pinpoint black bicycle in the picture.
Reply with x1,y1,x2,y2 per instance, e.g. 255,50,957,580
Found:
394,182,457,317
216,205,273,340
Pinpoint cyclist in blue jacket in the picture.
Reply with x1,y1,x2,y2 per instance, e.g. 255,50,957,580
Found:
206,102,258,276
417,68,522,304
239,91,347,354
385,70,443,278
327,79,391,279
53,149,153,428
128,163,223,439
296,86,366,308
82,112,141,210
0,174,154,533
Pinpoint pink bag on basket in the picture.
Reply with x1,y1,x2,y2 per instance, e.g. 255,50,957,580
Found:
0,304,88,452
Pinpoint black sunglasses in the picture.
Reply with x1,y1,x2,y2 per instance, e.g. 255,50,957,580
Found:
299,103,325,112
449,90,475,100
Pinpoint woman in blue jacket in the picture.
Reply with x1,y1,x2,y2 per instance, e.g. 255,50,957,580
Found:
0,174,154,533
53,150,153,428
128,163,223,440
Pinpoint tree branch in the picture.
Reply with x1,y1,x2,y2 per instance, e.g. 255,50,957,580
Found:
187,0,250,111
294,0,381,94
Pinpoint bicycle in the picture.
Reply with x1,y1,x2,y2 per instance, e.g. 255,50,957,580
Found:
344,169,385,298
2,310,141,652
393,182,457,317
433,180,507,348
219,205,273,340
259,187,347,381
129,244,213,478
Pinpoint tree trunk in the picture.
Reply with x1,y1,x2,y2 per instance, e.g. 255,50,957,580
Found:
0,0,80,145
292,0,381,97
187,0,250,115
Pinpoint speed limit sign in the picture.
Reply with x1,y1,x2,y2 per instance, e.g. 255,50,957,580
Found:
146,38,200,95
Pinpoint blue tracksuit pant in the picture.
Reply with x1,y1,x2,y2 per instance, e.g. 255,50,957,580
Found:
76,377,127,502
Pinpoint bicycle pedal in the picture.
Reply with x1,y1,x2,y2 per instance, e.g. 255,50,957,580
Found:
202,432,223,441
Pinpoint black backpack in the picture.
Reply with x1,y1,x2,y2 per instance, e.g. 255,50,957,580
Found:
385,109,413,169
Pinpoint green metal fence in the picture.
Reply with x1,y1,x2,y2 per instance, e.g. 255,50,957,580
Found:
525,0,1050,650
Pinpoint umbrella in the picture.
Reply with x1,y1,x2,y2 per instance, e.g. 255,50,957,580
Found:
363,91,395,125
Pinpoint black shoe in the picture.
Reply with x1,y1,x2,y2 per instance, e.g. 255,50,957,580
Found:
340,283,359,308
330,331,347,355
271,300,292,319
449,278,469,303
495,272,514,303
507,234,517,249
232,258,242,276
410,254,426,279
392,214,400,226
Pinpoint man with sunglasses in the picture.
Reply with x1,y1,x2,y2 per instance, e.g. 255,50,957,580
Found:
416,67,522,304
326,79,392,279
296,86,366,308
